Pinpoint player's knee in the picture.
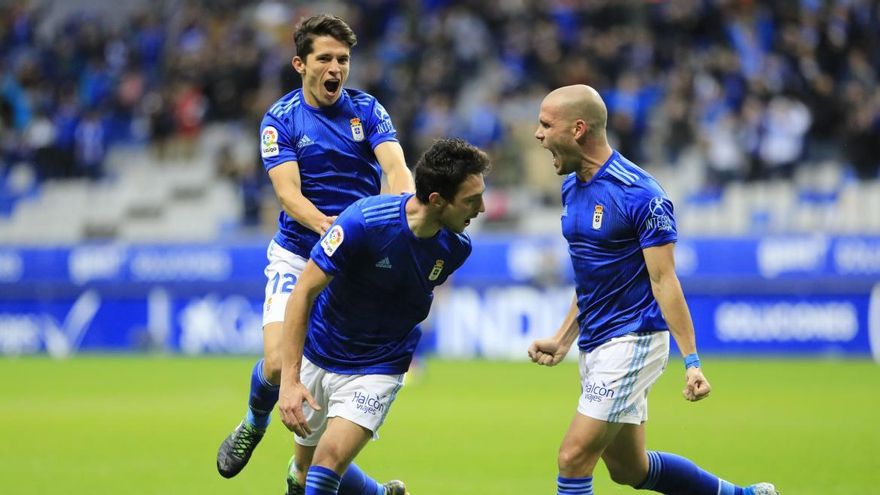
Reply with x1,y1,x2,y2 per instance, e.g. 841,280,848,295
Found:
557,444,590,473
311,447,347,473
262,353,283,384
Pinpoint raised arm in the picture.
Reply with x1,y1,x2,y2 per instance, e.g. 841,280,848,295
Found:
374,141,415,194
643,243,711,401
268,161,336,235
277,259,333,435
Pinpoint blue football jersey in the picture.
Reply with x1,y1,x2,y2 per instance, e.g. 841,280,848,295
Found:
561,151,678,352
260,88,399,258
306,194,472,374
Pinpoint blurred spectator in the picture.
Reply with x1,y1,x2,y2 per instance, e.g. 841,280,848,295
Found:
170,80,206,160
73,109,106,180
756,95,811,180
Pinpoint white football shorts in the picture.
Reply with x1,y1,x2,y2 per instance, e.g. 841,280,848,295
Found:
262,240,308,326
577,331,669,424
294,357,405,446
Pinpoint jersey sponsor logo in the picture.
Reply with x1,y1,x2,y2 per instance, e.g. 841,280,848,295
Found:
374,104,395,134
592,204,604,230
350,118,365,142
351,391,385,415
583,380,615,403
296,134,315,149
650,197,665,216
375,257,392,269
377,120,395,134
321,225,344,256
261,126,279,157
428,259,445,281
644,196,673,232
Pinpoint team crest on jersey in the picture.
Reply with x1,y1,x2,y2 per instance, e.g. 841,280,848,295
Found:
428,259,445,281
261,126,279,158
592,204,604,230
350,118,365,142
321,225,344,256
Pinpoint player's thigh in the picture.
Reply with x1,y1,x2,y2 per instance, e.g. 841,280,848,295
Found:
558,412,624,476
578,332,669,425
261,241,307,372
294,358,332,448
327,372,404,441
311,417,373,472
601,423,648,486
262,240,306,328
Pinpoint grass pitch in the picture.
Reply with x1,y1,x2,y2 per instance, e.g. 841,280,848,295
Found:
1,356,877,494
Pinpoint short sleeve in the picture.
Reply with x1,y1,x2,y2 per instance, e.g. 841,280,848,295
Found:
629,188,678,249
364,99,398,149
310,203,367,276
260,113,298,172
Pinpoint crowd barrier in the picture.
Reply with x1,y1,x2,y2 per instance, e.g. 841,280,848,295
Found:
1,235,878,359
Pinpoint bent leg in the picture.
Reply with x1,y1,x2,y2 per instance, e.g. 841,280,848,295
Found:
633,449,753,494
603,423,763,494
306,418,373,495
601,422,649,487
558,412,624,477
246,322,284,429
217,324,283,478
291,443,387,495
555,412,625,495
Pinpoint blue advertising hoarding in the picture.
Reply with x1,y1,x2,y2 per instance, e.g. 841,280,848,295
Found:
1,235,879,359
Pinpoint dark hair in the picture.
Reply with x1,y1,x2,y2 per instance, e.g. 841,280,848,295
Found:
414,138,491,203
294,14,357,59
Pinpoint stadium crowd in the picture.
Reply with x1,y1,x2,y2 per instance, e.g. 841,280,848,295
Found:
1,0,878,226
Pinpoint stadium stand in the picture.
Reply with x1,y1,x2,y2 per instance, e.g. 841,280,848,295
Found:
1,0,878,243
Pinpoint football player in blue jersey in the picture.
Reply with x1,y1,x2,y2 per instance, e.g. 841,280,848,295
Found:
217,14,415,487
529,85,778,495
276,138,489,495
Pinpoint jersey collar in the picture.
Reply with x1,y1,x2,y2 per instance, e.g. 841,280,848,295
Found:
577,149,619,187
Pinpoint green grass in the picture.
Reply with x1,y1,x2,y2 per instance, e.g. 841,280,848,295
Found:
1,356,878,494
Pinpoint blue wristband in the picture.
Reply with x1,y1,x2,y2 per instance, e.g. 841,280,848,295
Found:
684,353,701,369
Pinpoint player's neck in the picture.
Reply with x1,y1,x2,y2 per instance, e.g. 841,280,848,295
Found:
405,196,441,239
575,144,613,182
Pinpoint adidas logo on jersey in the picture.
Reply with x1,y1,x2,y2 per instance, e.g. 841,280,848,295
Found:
375,257,392,269
296,135,315,149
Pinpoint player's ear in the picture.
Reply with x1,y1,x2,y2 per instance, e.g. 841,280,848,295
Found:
573,119,588,140
427,192,447,209
292,56,305,75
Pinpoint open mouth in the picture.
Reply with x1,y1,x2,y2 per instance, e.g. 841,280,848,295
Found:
324,80,341,93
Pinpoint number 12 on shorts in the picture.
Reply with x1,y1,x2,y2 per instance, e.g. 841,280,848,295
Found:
271,272,297,294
